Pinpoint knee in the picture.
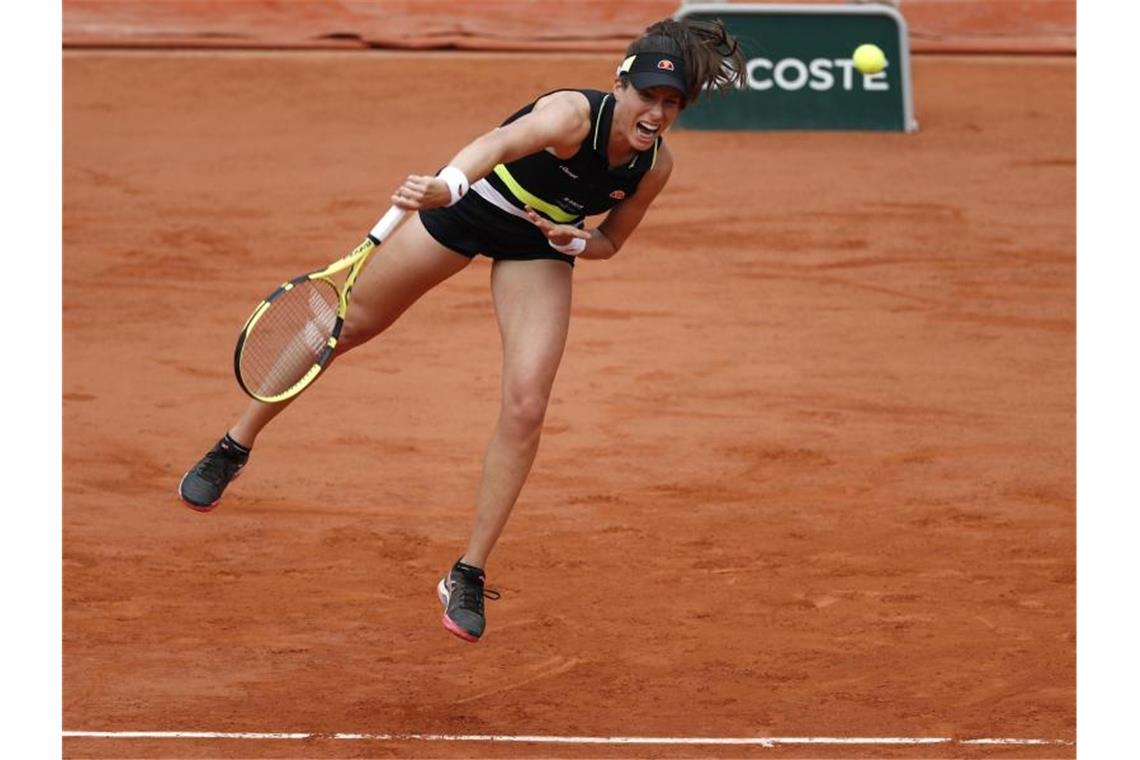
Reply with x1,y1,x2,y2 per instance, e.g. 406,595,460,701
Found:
500,382,550,437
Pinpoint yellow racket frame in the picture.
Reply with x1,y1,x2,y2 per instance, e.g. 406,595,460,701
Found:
234,207,407,403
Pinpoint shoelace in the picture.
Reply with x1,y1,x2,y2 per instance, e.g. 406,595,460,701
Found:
452,574,501,615
194,449,245,485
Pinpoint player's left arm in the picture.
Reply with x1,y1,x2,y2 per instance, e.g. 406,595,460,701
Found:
578,141,674,260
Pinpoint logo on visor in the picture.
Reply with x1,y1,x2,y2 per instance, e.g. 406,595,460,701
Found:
657,59,675,71
610,190,627,200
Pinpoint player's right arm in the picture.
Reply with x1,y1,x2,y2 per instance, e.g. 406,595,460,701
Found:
392,92,592,210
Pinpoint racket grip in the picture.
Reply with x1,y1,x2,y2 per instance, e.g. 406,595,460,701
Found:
368,206,408,243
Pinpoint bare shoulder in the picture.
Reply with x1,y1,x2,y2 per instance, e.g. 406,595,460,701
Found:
652,140,675,178
637,139,674,194
531,90,592,146
532,89,592,119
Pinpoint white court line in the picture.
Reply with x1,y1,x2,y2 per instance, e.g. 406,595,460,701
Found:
961,738,1072,745
62,731,1073,747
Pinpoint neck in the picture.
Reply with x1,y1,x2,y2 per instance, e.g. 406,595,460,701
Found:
606,129,636,168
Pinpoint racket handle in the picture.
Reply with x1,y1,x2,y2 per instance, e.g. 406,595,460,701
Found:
368,206,408,243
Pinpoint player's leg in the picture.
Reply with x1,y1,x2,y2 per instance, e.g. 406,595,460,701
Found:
179,216,470,511
439,257,573,641
226,216,470,446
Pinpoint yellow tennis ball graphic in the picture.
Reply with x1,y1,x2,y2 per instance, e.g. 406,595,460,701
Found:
853,43,886,75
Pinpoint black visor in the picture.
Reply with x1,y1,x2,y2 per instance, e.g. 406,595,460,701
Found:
618,53,688,97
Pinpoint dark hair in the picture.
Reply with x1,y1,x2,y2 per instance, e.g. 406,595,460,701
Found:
625,18,746,105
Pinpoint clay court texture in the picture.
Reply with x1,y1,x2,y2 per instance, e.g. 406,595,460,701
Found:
63,7,1075,759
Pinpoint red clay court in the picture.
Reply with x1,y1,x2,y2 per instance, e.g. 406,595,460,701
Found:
63,2,1075,757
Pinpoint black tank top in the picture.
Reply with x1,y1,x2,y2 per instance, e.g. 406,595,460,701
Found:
483,89,661,225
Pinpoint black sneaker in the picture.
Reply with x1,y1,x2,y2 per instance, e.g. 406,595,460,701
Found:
178,435,249,512
436,559,500,642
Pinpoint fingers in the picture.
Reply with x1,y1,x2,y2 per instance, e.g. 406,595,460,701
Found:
390,175,427,209
524,206,547,228
391,175,445,210
524,206,589,240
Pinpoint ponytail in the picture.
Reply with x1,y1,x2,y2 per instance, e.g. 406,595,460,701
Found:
625,18,746,105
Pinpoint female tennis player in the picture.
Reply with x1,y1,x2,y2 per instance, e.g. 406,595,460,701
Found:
179,17,745,643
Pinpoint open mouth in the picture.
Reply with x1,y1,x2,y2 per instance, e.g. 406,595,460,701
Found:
635,121,659,140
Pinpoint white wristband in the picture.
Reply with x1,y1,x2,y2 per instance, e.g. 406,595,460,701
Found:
549,236,587,256
437,166,469,207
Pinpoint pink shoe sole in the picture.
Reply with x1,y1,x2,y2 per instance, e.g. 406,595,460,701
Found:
437,578,481,643
176,469,242,513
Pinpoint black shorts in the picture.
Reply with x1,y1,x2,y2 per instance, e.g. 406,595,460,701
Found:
419,191,576,266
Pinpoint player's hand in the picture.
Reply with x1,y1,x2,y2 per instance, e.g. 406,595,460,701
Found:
391,175,451,210
524,207,590,248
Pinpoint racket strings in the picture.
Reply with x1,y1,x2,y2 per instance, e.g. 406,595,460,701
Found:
239,280,339,397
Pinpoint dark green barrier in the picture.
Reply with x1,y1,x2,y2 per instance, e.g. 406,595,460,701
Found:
675,3,917,132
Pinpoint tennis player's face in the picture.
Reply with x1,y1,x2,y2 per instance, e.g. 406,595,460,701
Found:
616,83,684,151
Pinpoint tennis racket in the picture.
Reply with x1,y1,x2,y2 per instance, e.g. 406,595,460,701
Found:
233,206,408,403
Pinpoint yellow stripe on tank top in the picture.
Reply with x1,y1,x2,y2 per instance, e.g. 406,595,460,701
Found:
492,164,579,223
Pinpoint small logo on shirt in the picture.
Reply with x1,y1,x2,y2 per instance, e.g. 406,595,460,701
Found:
609,190,627,200
657,59,675,71
560,165,579,179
